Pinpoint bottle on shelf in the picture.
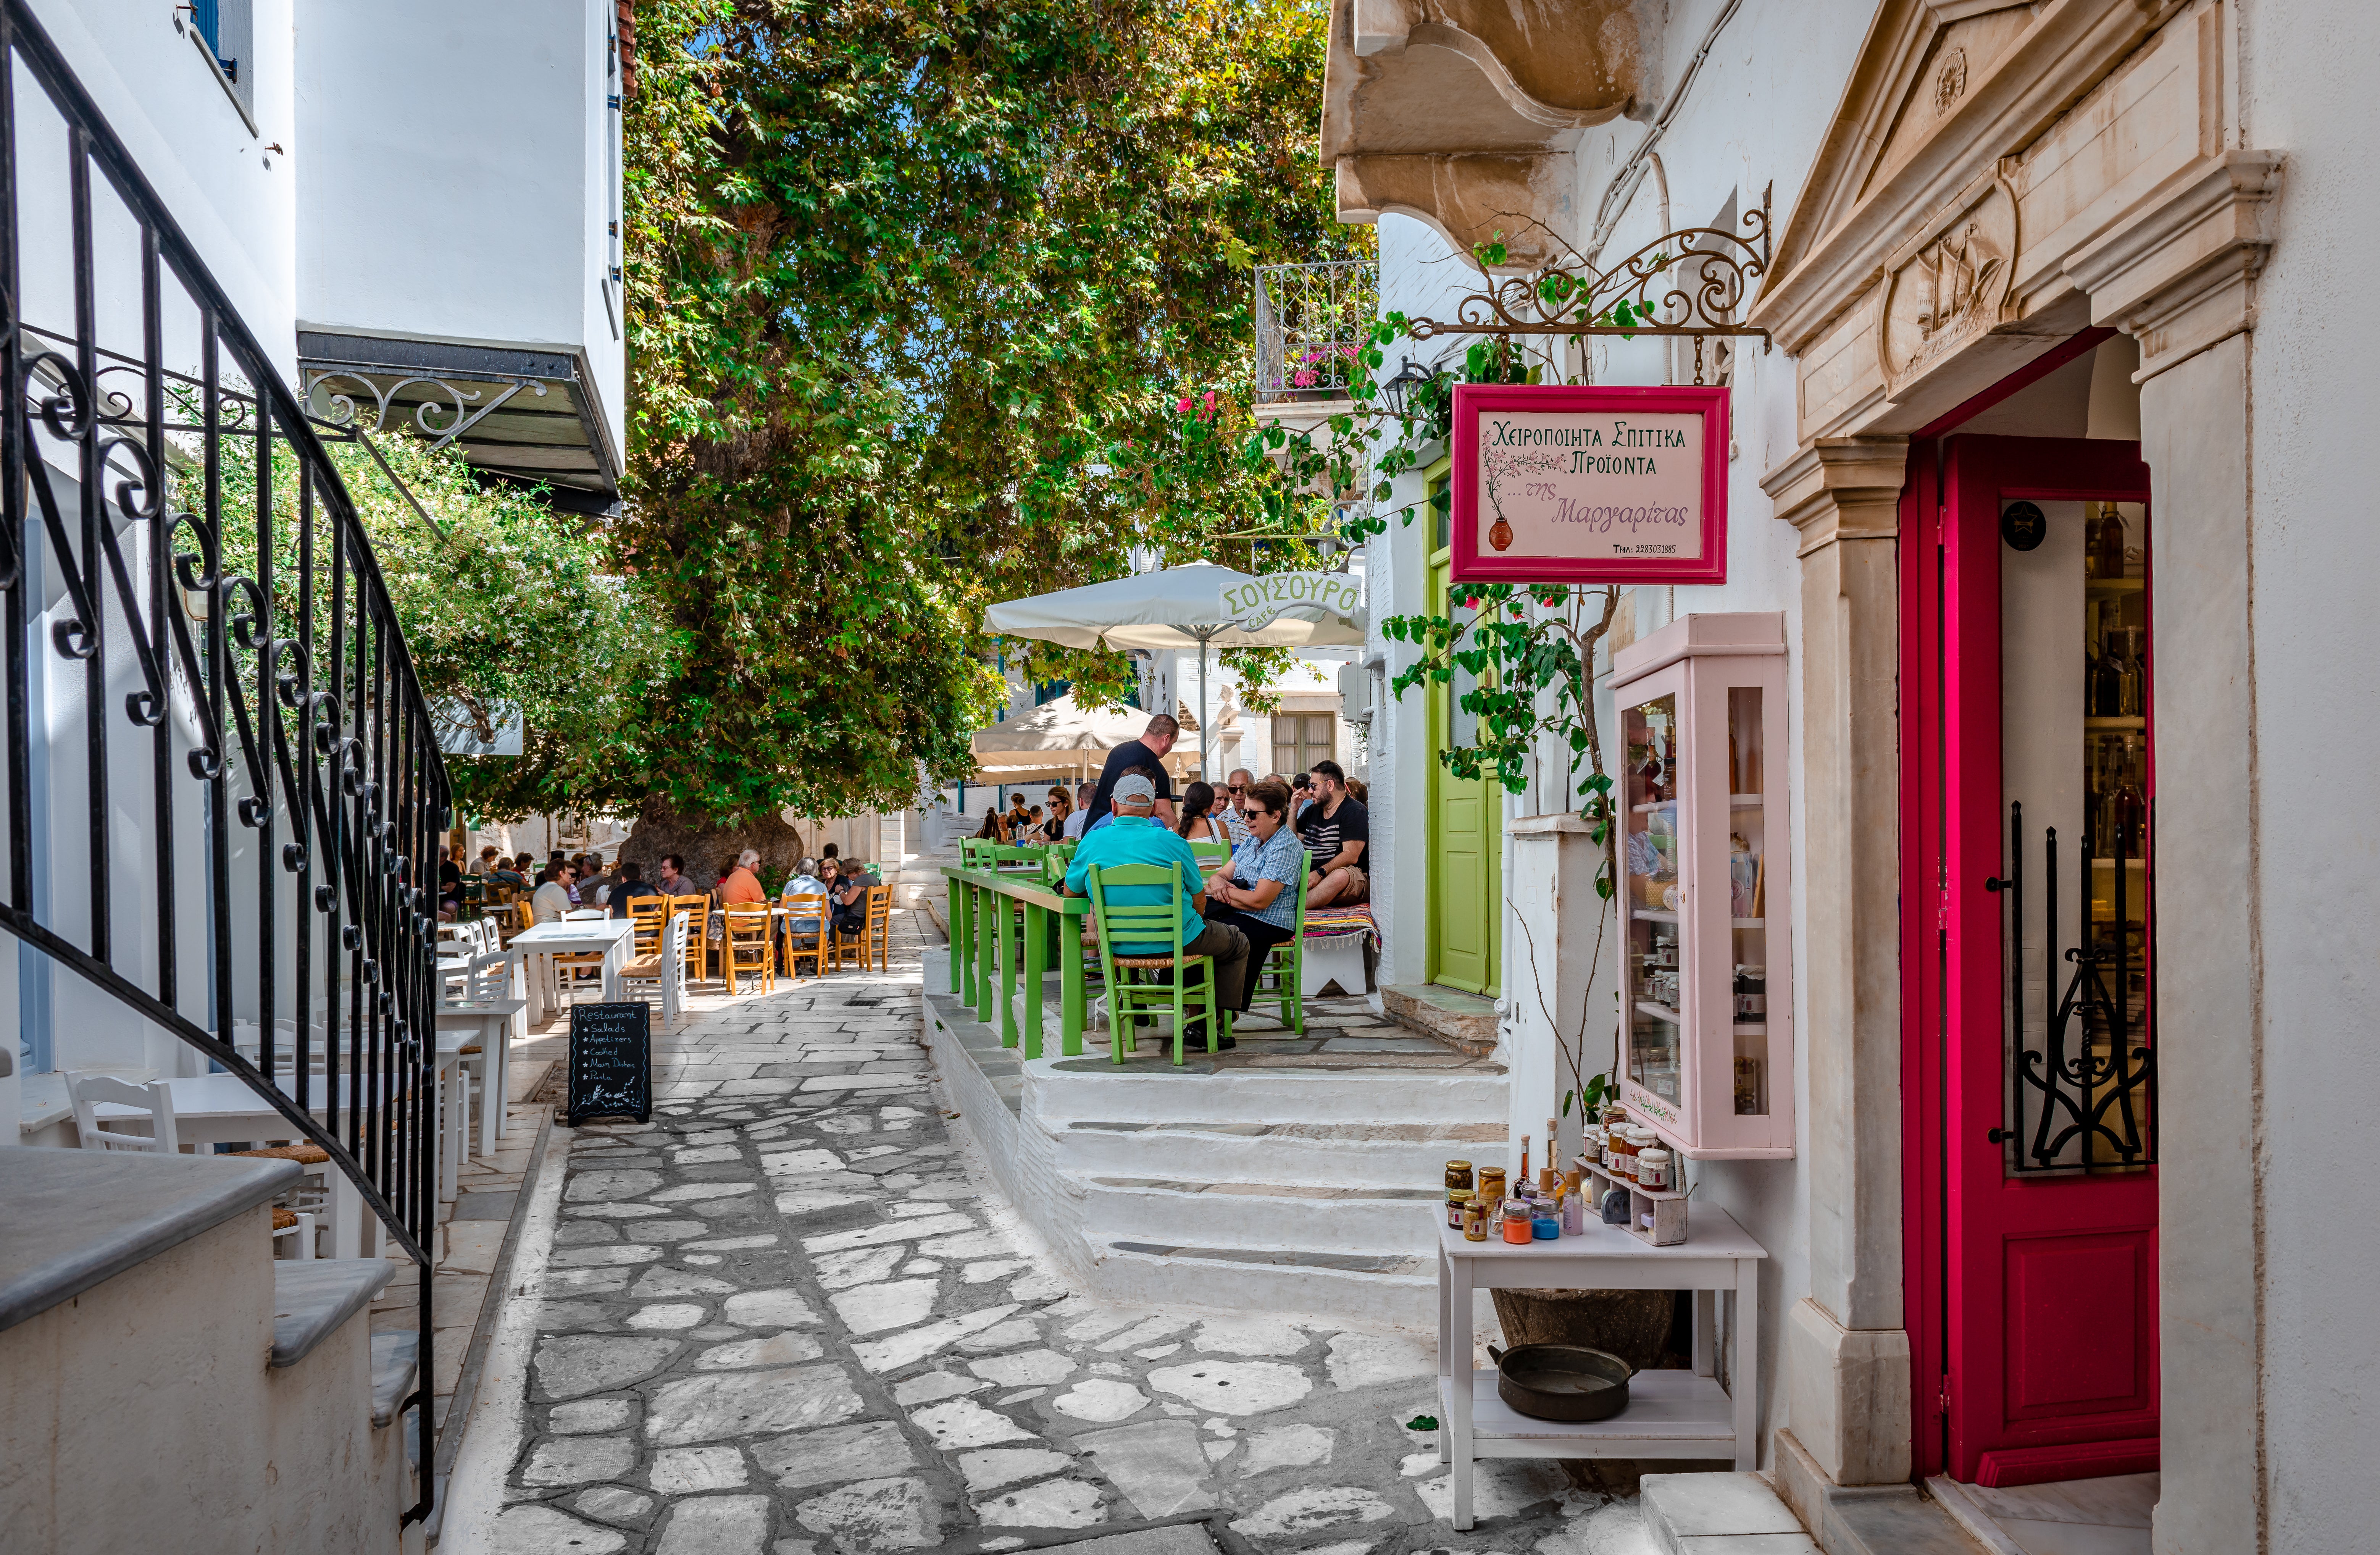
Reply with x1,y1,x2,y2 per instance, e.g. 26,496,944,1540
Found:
2085,505,2105,579
2094,502,2127,580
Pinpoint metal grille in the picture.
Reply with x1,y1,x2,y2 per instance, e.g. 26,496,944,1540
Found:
1252,259,1376,404
2000,800,2157,1172
3,1,442,1522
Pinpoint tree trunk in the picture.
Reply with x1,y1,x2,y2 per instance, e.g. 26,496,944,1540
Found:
618,793,811,883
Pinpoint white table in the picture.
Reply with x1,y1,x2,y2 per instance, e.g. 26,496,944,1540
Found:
508,918,637,1022
436,998,528,1154
1436,1210,1766,1530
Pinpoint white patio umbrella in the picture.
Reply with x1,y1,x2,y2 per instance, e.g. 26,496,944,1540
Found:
970,693,1202,771
981,562,1363,780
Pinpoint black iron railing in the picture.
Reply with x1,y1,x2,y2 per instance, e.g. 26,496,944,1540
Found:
3,1,442,1523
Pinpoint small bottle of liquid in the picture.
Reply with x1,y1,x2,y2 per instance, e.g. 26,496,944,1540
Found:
1518,1134,1531,1188
1561,1170,1585,1234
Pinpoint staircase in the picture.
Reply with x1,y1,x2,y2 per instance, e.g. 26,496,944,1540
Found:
923,997,1509,1328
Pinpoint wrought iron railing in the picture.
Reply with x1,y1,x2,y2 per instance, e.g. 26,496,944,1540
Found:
1253,258,1376,404
3,0,442,1523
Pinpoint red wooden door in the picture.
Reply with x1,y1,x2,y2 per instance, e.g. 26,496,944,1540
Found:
1912,435,2160,1487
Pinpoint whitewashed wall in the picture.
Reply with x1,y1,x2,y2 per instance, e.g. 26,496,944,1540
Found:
2232,3,2380,1545
294,0,624,460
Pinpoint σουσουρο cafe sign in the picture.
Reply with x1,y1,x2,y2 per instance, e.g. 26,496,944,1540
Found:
1221,569,1364,631
1451,384,1728,586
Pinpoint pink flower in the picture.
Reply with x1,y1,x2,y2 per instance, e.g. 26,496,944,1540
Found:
1177,396,1194,414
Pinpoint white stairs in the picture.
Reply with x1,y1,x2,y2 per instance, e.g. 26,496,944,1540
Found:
1033,1061,1508,1329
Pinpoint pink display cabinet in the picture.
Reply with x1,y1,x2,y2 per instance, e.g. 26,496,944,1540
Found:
1610,612,1793,1159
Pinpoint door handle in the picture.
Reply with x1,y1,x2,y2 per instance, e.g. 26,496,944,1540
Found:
1986,1127,2009,1143
1984,877,2006,892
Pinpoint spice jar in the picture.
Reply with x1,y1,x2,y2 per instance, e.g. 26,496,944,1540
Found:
1476,1167,1508,1208
1462,1200,1489,1241
1446,1189,1473,1229
1446,1159,1475,1194
1501,1198,1534,1245
1637,1146,1672,1192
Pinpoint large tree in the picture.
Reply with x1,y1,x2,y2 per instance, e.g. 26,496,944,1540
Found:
516,0,1359,828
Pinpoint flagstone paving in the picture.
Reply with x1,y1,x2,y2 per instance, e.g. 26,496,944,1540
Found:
478,888,1660,1555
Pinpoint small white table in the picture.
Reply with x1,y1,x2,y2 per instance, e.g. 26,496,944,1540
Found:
1436,1211,1766,1530
508,918,637,1022
436,998,528,1155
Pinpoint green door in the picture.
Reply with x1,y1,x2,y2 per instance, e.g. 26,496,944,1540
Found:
1427,543,1500,995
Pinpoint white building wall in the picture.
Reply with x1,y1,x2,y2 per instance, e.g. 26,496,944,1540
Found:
1360,0,1879,1465
27,0,298,379
294,0,623,459
2235,4,2380,1545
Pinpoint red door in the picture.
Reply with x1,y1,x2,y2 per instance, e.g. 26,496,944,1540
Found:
1907,435,2160,1487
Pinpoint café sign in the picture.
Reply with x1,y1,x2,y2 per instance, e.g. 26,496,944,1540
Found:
1451,384,1729,586
1221,569,1364,632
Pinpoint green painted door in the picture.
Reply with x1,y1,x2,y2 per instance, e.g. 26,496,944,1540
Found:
1427,543,1500,995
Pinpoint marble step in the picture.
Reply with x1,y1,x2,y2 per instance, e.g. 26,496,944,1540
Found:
1031,1058,1507,1125
1094,1236,1434,1330
1076,1173,1446,1250
1055,1118,1508,1186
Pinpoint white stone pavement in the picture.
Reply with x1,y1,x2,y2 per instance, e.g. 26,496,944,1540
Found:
442,893,1660,1555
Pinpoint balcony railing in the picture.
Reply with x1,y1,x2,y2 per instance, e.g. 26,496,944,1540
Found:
3,0,442,1523
1253,258,1377,406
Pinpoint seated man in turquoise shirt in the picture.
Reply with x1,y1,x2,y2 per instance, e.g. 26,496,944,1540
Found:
1063,772,1250,1050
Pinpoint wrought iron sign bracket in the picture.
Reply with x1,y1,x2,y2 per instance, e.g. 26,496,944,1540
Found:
1404,184,1775,380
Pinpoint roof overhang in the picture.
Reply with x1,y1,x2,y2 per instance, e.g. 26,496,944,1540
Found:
297,330,620,514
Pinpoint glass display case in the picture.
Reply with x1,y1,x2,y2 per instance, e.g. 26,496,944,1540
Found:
1610,612,1793,1158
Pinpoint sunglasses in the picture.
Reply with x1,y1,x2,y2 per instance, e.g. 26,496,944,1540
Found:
1226,784,1246,793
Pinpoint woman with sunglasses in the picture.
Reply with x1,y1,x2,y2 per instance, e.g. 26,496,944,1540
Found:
1197,777,1304,1011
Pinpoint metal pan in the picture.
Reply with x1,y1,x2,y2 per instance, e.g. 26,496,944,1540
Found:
1485,1342,1635,1421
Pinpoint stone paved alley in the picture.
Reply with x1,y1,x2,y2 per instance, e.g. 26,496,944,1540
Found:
440,893,1662,1555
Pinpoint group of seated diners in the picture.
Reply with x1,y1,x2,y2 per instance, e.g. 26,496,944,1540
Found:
1030,714,1369,1052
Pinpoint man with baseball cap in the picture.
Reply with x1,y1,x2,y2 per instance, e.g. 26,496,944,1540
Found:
1063,771,1249,1052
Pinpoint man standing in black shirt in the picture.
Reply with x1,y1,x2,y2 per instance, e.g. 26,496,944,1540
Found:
1299,759,1370,907
1083,712,1181,828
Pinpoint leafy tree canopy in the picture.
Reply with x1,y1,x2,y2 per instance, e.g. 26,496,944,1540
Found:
583,0,1359,824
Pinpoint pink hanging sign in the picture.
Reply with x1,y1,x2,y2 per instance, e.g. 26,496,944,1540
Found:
1450,384,1729,586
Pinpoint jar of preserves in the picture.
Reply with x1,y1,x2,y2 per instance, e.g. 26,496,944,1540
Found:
1445,1159,1475,1195
1637,1146,1672,1192
1476,1167,1508,1207
1446,1190,1473,1229
1462,1200,1489,1241
1610,1128,1639,1180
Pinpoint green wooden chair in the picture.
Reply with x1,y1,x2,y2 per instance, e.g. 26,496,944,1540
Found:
1189,839,1233,870
960,838,998,868
1256,848,1314,1035
1083,861,1231,1066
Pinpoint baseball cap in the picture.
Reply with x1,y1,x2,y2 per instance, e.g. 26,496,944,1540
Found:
1113,773,1158,804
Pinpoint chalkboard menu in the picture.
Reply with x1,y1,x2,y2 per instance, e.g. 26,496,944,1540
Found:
566,1002,652,1125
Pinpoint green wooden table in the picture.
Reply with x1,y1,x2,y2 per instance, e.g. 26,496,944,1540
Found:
941,864,1090,1059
